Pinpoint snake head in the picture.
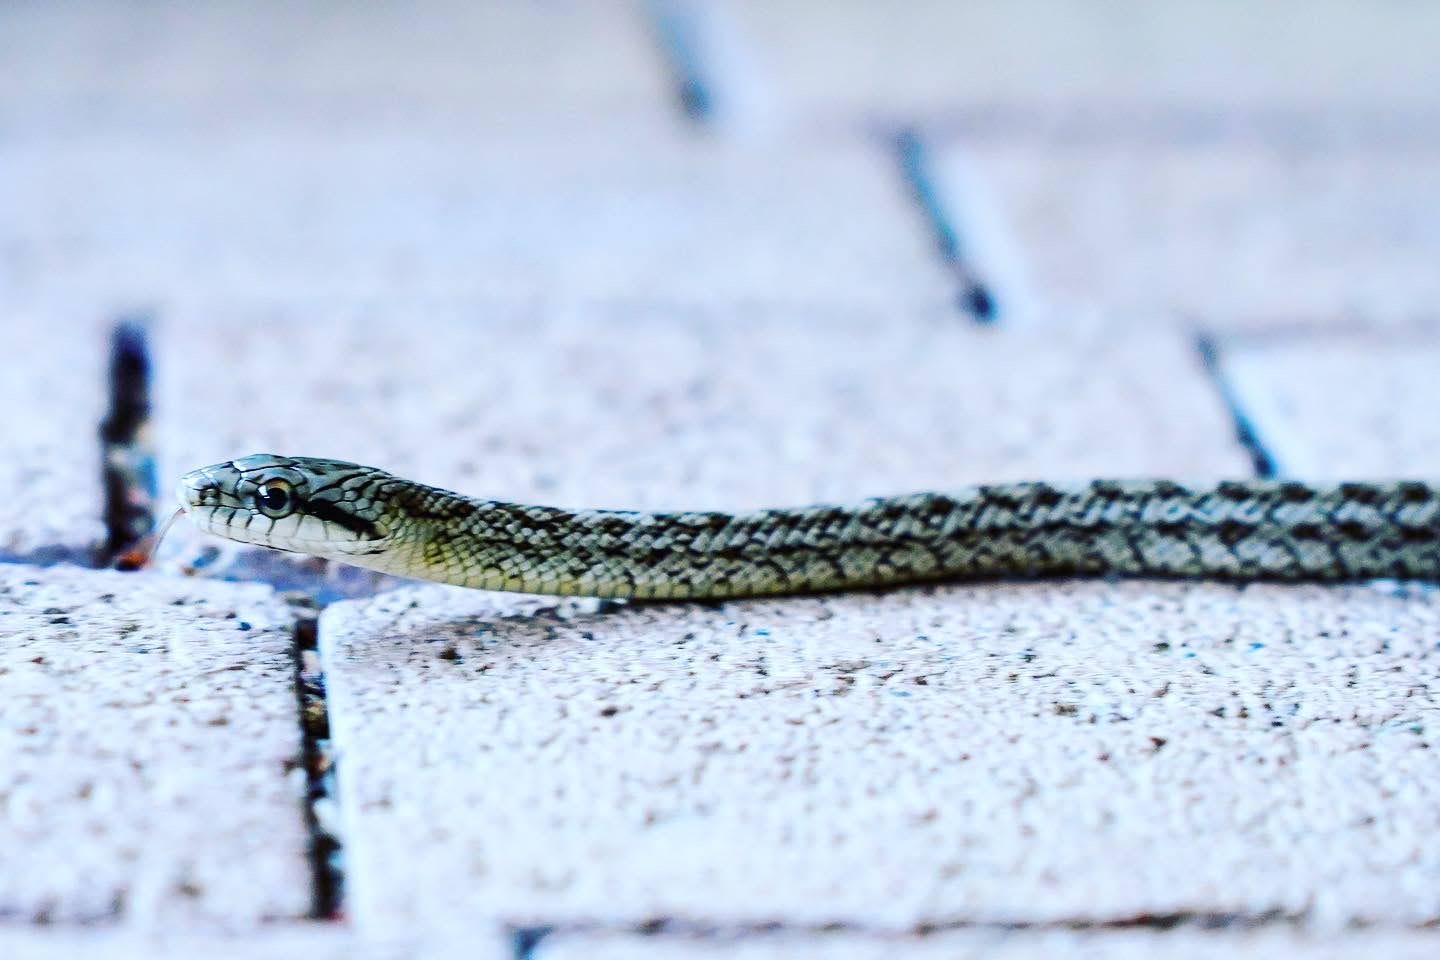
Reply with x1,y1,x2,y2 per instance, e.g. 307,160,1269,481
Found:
177,454,393,558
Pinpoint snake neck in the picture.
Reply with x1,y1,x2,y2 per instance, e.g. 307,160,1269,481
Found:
352,478,1440,600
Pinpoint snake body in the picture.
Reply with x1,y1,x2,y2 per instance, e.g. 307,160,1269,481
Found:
174,455,1440,599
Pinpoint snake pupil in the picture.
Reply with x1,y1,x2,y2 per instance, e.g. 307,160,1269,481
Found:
256,482,292,515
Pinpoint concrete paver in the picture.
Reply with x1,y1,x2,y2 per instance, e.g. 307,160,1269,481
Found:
538,929,1440,960
0,314,107,562
0,0,667,134
942,142,1440,328
4,136,948,310
728,0,1440,125
0,927,511,960
155,309,1247,526
323,579,1440,931
1220,335,1440,478
8,3,1440,953
0,564,309,928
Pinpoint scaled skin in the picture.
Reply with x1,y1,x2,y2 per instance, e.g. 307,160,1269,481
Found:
177,454,1440,599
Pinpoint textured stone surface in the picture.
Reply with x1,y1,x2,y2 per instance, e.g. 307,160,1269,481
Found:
539,929,1440,960
322,579,1440,931
0,928,511,960
0,0,666,134
729,0,1440,124
947,142,1440,328
1220,336,1440,478
154,308,1246,520
0,314,107,561
3,135,946,310
0,564,309,928
3,1,950,312
9,2,1439,952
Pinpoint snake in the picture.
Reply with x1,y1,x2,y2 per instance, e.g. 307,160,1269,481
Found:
166,454,1440,600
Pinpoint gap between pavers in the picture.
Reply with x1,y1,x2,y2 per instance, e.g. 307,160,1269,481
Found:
1218,335,1440,479
0,564,310,930
535,927,1440,960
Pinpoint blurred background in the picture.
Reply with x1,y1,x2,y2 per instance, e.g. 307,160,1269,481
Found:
7,0,1440,308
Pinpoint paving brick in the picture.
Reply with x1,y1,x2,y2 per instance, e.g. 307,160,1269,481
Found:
0,927,511,960
942,142,1440,329
1219,335,1440,478
537,929,1440,960
0,565,309,929
0,314,106,562
0,0,667,134
4,136,947,310
323,579,1440,932
727,0,1440,125
151,306,1247,542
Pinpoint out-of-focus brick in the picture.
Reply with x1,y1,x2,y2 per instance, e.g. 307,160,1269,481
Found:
0,1,667,134
0,928,511,960
4,138,948,310
0,565,309,929
323,579,1440,932
942,142,1440,329
728,0,1440,125
537,929,1440,960
0,315,106,562
1220,336,1440,477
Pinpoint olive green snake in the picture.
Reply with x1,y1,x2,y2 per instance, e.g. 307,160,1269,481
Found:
166,454,1440,599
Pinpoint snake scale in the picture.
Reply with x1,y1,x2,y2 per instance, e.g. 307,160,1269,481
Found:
172,455,1440,599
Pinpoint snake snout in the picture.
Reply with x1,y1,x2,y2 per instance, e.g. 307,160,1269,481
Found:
176,468,223,510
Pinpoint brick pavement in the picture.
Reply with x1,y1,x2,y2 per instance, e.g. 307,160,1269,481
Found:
4,3,1440,958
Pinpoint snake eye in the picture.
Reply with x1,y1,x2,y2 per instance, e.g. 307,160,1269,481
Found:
254,478,296,519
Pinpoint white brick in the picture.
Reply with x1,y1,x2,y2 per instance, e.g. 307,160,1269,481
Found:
0,565,310,929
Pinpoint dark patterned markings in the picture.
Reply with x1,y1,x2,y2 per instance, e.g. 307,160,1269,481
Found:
189,457,1440,600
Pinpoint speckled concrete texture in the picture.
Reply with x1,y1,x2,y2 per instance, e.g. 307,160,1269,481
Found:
947,143,1440,329
321,579,1440,932
0,315,106,561
1220,336,1440,478
0,565,309,928
4,136,949,310
154,308,1247,529
727,0,1440,125
0,0,666,133
0,928,511,960
538,929,1440,960
9,1,1440,953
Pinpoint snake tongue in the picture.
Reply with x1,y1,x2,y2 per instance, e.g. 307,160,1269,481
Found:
116,507,185,571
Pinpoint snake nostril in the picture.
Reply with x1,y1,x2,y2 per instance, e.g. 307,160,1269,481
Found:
177,470,219,509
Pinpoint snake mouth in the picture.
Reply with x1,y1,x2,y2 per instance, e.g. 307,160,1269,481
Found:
175,467,259,546
177,467,224,511
176,466,253,537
